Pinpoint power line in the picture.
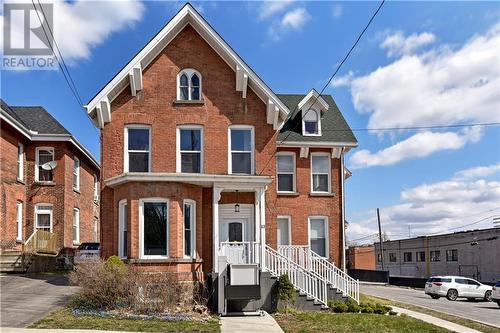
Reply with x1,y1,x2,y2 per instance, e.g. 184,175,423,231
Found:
321,122,500,133
258,0,386,175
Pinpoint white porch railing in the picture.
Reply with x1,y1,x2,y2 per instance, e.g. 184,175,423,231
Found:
219,242,261,265
264,244,328,307
278,245,359,303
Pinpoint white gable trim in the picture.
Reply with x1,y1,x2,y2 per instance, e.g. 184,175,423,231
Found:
298,89,329,112
85,4,289,128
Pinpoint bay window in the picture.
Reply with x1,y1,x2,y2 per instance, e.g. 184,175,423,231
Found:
118,200,128,259
309,217,328,257
140,199,168,258
177,126,203,173
277,153,295,193
311,153,331,193
125,126,151,172
229,126,254,174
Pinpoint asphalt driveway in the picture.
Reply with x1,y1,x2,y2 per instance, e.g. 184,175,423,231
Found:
361,284,500,328
0,273,78,328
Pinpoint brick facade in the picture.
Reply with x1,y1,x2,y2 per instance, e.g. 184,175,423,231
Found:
0,121,100,251
347,245,376,270
99,25,345,275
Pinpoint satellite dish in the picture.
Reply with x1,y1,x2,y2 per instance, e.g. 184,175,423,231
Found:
41,160,58,171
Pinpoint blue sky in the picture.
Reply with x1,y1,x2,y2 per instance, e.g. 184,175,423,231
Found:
2,1,499,243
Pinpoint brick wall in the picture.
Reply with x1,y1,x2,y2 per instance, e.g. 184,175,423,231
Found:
347,245,375,270
100,24,345,272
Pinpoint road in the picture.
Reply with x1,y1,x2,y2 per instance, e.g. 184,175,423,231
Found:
0,274,78,328
361,284,500,329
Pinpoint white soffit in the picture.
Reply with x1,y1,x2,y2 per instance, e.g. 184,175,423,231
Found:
85,4,289,128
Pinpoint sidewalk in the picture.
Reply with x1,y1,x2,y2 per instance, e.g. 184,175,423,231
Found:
220,312,284,333
391,306,482,333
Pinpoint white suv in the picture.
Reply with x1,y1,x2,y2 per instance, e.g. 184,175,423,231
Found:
425,276,492,301
491,281,500,308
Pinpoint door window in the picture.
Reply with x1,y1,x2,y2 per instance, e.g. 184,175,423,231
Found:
228,222,243,242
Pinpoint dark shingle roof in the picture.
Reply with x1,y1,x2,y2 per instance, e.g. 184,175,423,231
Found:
277,94,357,144
1,99,69,135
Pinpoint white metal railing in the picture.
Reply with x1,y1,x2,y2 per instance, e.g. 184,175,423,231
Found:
264,245,328,307
278,245,359,303
219,242,260,265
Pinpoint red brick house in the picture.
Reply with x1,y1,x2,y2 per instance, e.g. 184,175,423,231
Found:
0,100,100,271
85,4,358,312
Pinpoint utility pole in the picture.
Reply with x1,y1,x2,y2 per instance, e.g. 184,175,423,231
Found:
377,208,385,271
408,224,411,238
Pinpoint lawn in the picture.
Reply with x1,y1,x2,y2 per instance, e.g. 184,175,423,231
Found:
361,294,499,333
274,311,451,333
30,308,220,333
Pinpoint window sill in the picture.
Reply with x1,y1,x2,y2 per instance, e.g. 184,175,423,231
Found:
73,242,81,247
127,258,203,264
309,192,335,197
173,100,205,106
73,188,81,194
34,181,55,186
16,239,23,244
277,192,300,197
16,178,25,185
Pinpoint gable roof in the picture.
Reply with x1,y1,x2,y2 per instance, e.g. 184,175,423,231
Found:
277,94,357,145
85,3,289,128
0,99,99,169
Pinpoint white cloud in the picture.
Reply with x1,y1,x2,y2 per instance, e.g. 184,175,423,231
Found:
332,3,342,19
331,70,354,88
348,164,500,244
453,163,500,180
349,128,482,169
1,0,145,62
380,31,436,57
281,7,310,30
259,0,294,20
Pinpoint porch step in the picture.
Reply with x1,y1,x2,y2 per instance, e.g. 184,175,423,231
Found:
0,252,27,273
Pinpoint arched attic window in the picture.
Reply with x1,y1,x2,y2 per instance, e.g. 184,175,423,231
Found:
303,108,320,135
177,69,202,101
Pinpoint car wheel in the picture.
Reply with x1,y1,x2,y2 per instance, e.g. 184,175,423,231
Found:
484,291,492,302
430,295,440,299
446,289,458,301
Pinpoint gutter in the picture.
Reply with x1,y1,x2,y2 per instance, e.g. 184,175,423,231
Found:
341,147,347,272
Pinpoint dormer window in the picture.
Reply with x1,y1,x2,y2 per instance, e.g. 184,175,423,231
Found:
303,108,320,136
177,69,202,101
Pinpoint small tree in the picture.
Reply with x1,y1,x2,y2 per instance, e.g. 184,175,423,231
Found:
277,274,295,308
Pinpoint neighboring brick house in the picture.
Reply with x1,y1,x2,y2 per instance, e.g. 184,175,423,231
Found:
85,4,358,312
347,245,376,270
0,100,100,269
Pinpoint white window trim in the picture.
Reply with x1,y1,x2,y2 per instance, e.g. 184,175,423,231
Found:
277,215,292,246
310,152,331,194
34,203,53,232
183,199,196,259
17,143,24,181
176,125,204,173
35,147,54,182
228,125,255,175
177,68,202,101
124,125,151,173
73,208,80,245
118,199,128,259
16,201,23,241
139,198,169,259
73,157,80,191
308,216,329,259
276,152,296,193
93,174,99,202
302,108,321,136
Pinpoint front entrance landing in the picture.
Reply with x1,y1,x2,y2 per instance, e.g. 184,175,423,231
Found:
220,312,284,333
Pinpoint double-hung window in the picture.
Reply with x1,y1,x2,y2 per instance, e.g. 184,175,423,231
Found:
229,126,254,175
183,200,196,258
403,252,412,262
430,250,440,262
35,204,52,232
309,217,328,257
16,201,23,241
93,175,99,202
277,153,295,193
140,199,168,258
73,157,80,191
311,153,331,193
416,251,425,262
125,126,151,172
118,200,128,259
17,143,24,181
73,208,80,244
177,126,203,173
277,216,291,245
446,249,458,262
35,147,54,182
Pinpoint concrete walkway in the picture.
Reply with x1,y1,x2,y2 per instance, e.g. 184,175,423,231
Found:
391,306,482,333
220,312,284,333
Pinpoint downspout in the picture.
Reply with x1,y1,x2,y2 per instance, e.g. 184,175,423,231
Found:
341,147,346,272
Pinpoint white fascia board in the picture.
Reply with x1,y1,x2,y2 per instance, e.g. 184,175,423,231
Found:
278,141,358,148
0,111,32,140
105,172,273,188
298,89,329,111
86,4,289,126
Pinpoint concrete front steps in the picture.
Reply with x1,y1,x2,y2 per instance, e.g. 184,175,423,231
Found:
0,251,28,273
